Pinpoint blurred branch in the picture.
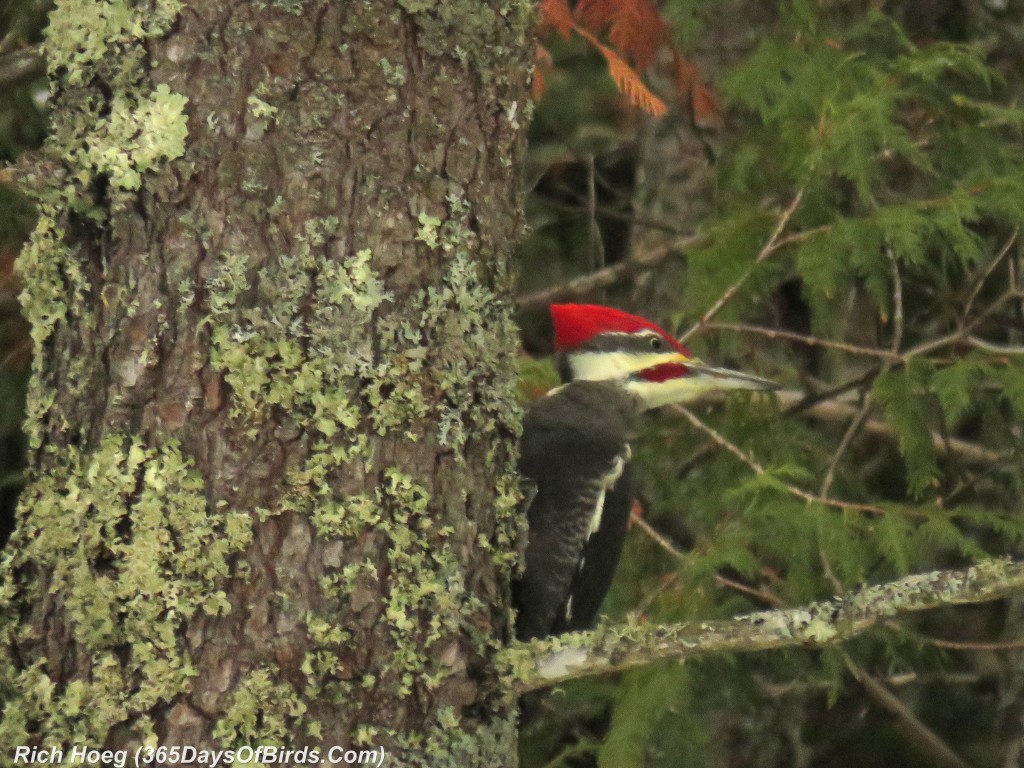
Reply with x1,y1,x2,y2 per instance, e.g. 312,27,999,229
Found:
843,652,974,768
779,389,1006,466
964,230,1017,319
926,635,1024,651
656,388,1004,522
584,154,604,274
966,336,1024,355
673,403,892,515
629,510,684,559
632,509,979,768
681,189,804,343
516,231,706,308
505,558,1024,692
819,393,873,500
703,322,903,360
758,670,990,695
887,247,905,355
686,386,1004,466
0,44,44,88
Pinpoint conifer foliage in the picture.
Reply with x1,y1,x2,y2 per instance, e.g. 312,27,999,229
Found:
520,1,1024,766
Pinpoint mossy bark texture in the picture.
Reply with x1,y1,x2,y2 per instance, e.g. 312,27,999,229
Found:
0,1,531,765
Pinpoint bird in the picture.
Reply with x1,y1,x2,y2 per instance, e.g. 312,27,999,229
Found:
513,303,779,640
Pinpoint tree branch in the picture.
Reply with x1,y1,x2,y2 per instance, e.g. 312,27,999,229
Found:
0,44,44,88
505,558,1024,693
775,389,1005,466
681,189,804,343
515,232,707,309
843,651,974,768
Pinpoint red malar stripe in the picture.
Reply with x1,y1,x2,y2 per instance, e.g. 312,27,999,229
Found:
637,363,690,382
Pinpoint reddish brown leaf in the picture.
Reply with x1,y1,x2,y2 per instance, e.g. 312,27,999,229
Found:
575,0,667,71
539,0,573,40
691,82,724,129
532,42,553,100
593,35,667,117
573,23,667,117
671,47,723,130
671,50,698,97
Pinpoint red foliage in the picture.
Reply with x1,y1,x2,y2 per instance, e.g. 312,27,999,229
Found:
673,51,723,129
538,0,573,40
691,82,723,129
535,0,667,116
575,0,668,70
532,42,554,102
533,0,721,126
575,24,668,117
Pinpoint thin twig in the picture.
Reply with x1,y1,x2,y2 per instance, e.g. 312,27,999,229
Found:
585,154,604,275
964,231,1018,320
819,394,874,500
887,247,905,355
758,671,988,696
714,573,785,607
925,636,1024,652
681,189,804,343
783,369,881,416
516,232,707,308
843,652,974,768
966,336,1024,355
704,322,902,360
630,511,684,559
673,404,892,515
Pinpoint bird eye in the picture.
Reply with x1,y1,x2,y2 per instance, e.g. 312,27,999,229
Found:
649,336,663,350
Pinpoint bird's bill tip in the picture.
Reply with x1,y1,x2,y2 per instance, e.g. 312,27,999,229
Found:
685,362,781,392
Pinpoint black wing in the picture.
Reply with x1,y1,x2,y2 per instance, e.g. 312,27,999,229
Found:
553,461,633,634
513,382,635,640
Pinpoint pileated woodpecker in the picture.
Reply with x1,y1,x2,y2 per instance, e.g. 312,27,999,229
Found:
514,304,778,640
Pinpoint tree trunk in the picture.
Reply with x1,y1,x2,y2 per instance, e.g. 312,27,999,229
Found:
0,2,531,764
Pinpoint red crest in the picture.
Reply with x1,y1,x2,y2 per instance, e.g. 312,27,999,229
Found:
550,304,690,355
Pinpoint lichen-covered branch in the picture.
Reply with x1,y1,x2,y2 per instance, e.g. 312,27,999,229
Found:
505,558,1024,693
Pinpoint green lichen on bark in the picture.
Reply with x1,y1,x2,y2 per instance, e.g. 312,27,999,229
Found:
377,468,474,694
41,0,189,207
213,667,309,745
44,0,183,81
206,218,390,431
82,83,189,193
0,436,251,746
0,0,209,747
398,708,519,768
5,0,528,761
16,0,190,449
396,0,534,72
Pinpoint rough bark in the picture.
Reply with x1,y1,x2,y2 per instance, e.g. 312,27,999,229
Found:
0,1,532,765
